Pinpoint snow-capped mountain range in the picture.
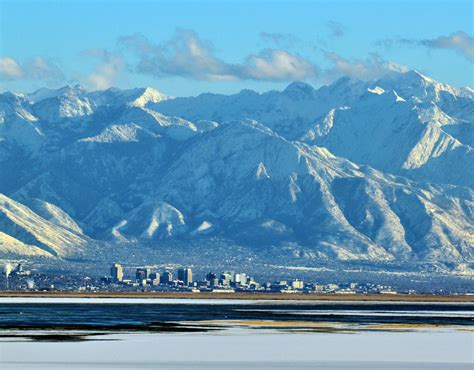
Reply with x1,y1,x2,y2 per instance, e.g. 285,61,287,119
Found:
0,70,472,270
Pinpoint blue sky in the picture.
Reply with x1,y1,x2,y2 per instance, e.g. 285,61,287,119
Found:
0,0,472,96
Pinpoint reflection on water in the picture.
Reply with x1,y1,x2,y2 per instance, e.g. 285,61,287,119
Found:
0,300,472,330
0,299,472,369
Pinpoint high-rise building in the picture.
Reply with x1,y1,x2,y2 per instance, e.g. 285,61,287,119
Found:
136,268,151,282
233,273,248,286
219,273,231,286
206,272,218,287
150,272,160,286
161,271,172,284
110,263,123,282
291,279,304,290
178,268,193,286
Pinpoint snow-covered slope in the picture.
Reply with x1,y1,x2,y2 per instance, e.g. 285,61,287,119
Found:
112,120,470,262
0,72,472,268
22,198,83,234
0,92,44,151
0,194,87,257
32,85,94,121
87,86,168,108
0,232,50,257
111,201,188,241
116,106,199,140
153,70,473,187
152,82,339,140
301,90,474,187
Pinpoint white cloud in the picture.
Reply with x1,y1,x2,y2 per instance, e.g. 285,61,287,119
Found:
323,52,408,81
120,30,318,82
420,31,474,62
378,31,474,62
244,49,317,81
0,56,64,82
0,57,24,79
120,30,234,81
81,49,126,89
25,57,64,81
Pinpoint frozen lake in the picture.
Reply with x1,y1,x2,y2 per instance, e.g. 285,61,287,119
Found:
0,298,472,369
0,329,472,369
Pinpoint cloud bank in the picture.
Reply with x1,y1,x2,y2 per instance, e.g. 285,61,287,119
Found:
120,30,318,82
7,27,458,91
379,31,474,62
118,29,411,84
80,49,126,89
0,57,23,79
420,31,474,62
323,52,408,81
0,56,64,82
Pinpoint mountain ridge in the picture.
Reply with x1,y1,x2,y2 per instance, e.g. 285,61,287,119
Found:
0,70,472,271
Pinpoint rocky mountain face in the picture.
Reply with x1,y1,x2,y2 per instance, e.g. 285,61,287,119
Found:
155,71,474,188
0,71,472,269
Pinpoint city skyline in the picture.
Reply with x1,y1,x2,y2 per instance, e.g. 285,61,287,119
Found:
0,1,472,367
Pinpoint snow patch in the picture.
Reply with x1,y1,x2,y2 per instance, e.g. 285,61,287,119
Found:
256,162,270,179
197,221,212,232
367,86,385,95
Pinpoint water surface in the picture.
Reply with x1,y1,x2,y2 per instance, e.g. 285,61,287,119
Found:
0,298,472,369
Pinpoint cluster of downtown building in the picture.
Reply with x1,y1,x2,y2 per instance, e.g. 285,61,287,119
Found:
2,262,437,294
0,261,425,294
108,264,400,294
109,264,263,293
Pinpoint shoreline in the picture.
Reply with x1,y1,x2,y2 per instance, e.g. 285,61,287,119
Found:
0,291,473,302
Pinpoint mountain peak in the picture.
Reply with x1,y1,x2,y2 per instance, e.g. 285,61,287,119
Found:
284,81,314,92
128,87,168,107
238,89,259,97
398,70,436,86
381,69,436,86
1,71,473,268
57,84,87,95
407,69,431,80
283,81,315,99
326,76,367,92
27,84,86,104
376,69,460,102
0,91,27,103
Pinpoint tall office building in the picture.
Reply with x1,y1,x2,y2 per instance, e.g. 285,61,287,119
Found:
233,273,248,286
136,268,151,282
206,272,218,287
161,271,172,284
219,273,232,286
110,264,123,282
291,279,304,290
150,272,160,286
178,268,193,286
